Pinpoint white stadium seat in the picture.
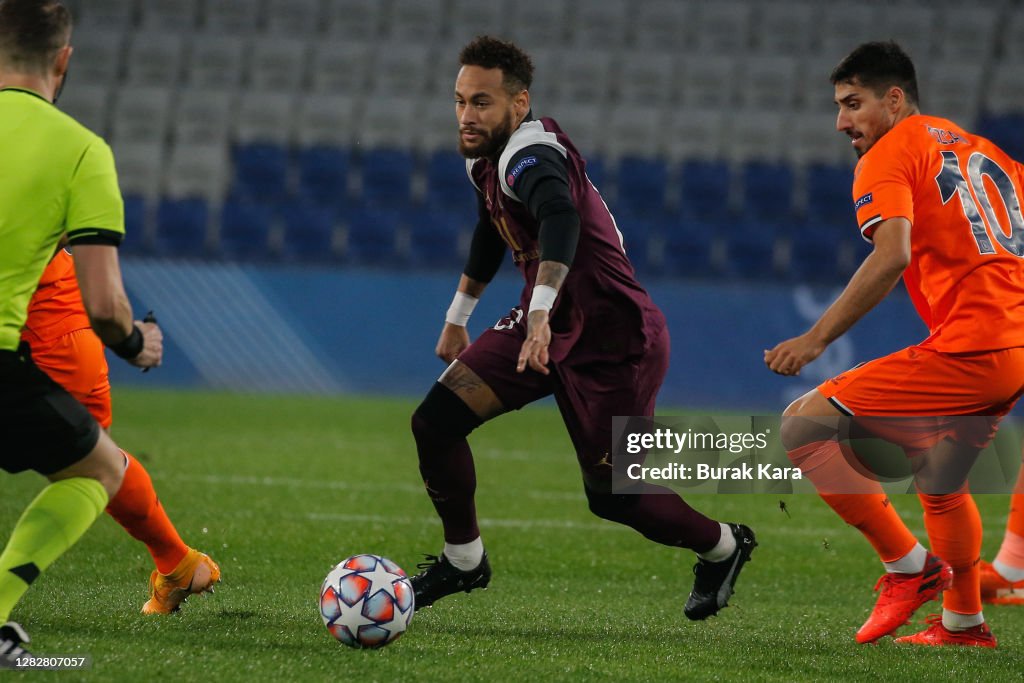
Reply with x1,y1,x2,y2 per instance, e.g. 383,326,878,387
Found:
174,89,234,147
295,93,359,148
234,91,297,146
110,86,173,146
124,32,186,87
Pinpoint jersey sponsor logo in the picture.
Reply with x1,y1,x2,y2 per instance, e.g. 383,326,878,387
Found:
506,156,537,187
854,192,873,210
926,125,964,145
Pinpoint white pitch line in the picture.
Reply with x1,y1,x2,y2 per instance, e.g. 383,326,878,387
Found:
306,511,629,533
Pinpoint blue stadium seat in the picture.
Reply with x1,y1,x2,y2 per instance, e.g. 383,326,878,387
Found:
155,198,209,257
232,143,290,204
280,200,337,262
741,161,795,223
406,207,465,268
219,199,273,260
359,148,415,207
584,155,607,192
121,194,149,254
680,160,732,222
788,219,844,283
615,157,669,216
423,150,472,210
805,163,854,229
724,218,781,280
344,204,401,265
297,146,351,210
660,217,718,278
977,113,1024,160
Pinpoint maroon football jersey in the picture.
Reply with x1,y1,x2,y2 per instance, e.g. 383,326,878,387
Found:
467,117,666,365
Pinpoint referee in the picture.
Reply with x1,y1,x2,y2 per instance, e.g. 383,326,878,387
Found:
0,0,162,666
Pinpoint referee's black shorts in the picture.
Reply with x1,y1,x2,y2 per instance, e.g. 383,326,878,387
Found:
0,343,100,475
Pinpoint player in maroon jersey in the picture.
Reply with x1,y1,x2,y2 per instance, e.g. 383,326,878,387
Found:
409,36,755,620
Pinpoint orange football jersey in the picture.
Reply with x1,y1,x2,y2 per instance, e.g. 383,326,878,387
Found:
21,248,92,343
853,114,1024,353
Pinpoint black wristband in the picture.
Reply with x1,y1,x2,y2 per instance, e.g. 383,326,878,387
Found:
109,324,144,359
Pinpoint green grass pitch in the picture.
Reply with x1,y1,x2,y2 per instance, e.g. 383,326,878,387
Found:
3,388,1024,681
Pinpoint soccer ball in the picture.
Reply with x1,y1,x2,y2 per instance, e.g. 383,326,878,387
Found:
320,554,415,649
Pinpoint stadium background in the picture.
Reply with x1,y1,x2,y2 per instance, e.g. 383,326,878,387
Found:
56,0,1024,410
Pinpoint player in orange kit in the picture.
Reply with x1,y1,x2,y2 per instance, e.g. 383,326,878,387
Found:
766,42,1024,647
21,246,220,614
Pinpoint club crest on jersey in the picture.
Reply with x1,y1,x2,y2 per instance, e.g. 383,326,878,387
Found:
854,193,873,210
506,156,537,186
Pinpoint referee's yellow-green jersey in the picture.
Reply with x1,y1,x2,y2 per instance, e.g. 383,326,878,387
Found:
0,86,124,352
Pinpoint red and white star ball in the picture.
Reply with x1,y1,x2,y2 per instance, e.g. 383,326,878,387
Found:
320,554,415,649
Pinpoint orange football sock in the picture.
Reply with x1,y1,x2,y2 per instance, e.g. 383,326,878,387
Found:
789,440,917,562
105,451,189,574
919,489,982,615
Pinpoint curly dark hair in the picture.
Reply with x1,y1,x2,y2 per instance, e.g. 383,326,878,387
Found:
459,35,533,95
0,0,71,74
830,41,918,106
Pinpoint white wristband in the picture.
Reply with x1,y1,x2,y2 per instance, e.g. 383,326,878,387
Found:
528,284,558,313
445,291,478,326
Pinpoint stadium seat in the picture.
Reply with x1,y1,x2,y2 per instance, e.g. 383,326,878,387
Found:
235,91,296,146
736,55,800,112
741,161,796,224
920,61,984,128
294,93,358,149
164,143,232,203
415,97,460,154
804,163,854,229
204,0,264,34
877,5,935,63
613,208,662,276
140,0,200,32
344,205,401,264
278,201,338,262
507,0,568,46
155,198,210,257
68,28,125,87
1004,9,1024,63
677,54,737,109
174,89,233,147
661,217,719,279
232,143,291,205
388,0,446,41
584,156,607,193
247,38,311,92
308,41,373,95
604,104,664,160
296,147,352,210
323,0,386,39
977,114,1024,161
632,0,692,52
109,86,173,145
984,63,1024,116
753,2,817,55
121,194,150,254
359,149,415,207
76,0,136,31
725,218,782,281
423,151,472,210
727,111,786,163
265,0,322,35
567,0,630,48
219,198,274,260
680,160,733,222
58,83,111,137
935,7,998,62
786,110,848,167
449,0,506,44
113,140,164,201
666,107,727,162
615,51,677,106
788,220,844,283
406,207,466,268
124,32,185,86
615,157,670,217
370,42,436,96
692,1,753,53
187,34,246,88
557,48,614,106
550,103,603,159
817,7,880,65
355,96,417,150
